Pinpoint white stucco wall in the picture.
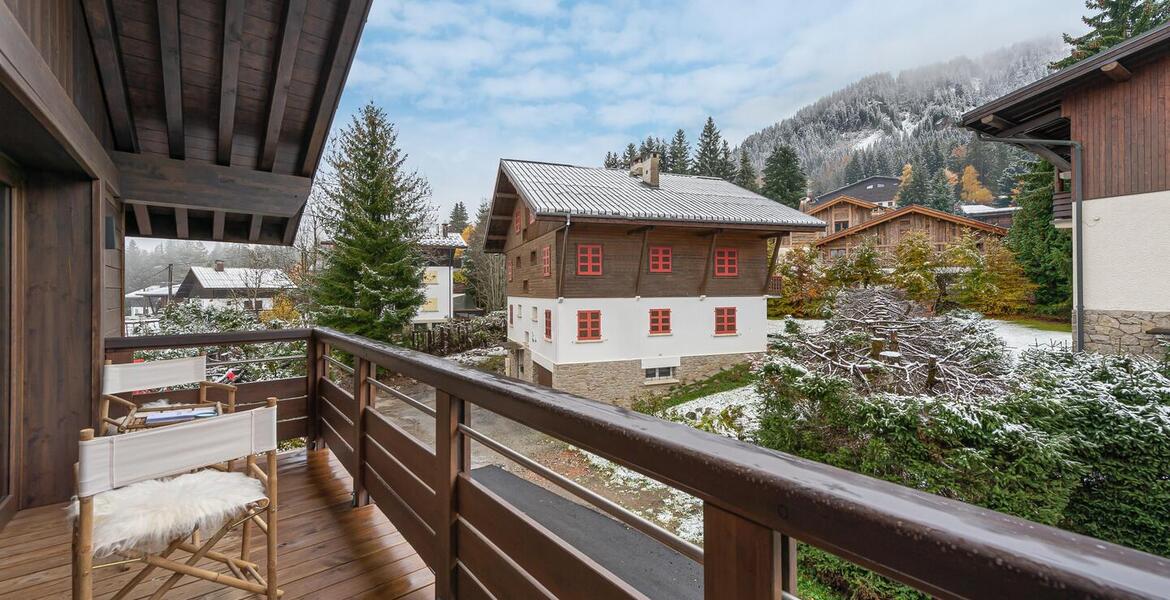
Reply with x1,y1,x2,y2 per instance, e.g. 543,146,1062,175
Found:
1080,190,1170,312
507,296,768,367
413,266,453,323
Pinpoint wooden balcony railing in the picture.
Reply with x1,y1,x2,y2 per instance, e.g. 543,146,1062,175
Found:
1053,190,1073,220
104,327,1170,600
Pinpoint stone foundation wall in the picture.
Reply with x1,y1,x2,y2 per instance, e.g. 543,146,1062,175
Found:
1079,310,1170,356
552,352,761,406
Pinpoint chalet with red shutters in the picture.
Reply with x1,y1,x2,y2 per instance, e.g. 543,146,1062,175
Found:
482,154,825,404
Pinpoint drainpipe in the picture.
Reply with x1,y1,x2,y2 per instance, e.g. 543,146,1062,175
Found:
555,213,571,298
976,133,1085,351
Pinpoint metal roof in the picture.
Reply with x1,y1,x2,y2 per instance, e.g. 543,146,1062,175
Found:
959,204,1020,216
188,267,295,290
418,232,468,248
499,159,825,228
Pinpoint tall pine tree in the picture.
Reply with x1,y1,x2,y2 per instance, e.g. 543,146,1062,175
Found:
761,144,807,208
719,140,737,181
897,162,931,207
1007,161,1073,309
666,128,691,174
693,117,724,177
448,201,469,233
311,103,430,340
925,169,955,213
734,149,759,192
621,143,638,168
1052,0,1170,69
603,152,620,169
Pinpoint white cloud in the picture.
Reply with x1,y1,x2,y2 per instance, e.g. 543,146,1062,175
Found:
494,102,587,127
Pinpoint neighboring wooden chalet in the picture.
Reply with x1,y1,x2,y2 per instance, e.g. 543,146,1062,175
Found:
814,175,901,208
813,205,1007,260
174,261,295,311
414,230,468,324
778,194,888,251
960,204,1019,228
484,154,824,404
962,21,1170,355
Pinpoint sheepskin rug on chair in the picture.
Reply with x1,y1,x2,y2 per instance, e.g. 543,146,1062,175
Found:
69,470,265,558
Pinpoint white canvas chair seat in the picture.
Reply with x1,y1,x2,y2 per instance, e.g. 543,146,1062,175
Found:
69,470,265,558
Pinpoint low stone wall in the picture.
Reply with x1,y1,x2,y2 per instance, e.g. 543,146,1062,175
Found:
1079,309,1170,356
552,352,760,406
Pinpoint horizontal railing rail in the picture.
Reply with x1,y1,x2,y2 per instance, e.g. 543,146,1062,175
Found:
104,327,1170,599
312,325,1170,600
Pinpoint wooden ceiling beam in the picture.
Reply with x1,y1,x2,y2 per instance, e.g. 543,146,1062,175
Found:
216,0,245,166
81,0,138,152
282,213,300,245
175,207,189,238
299,0,370,176
157,0,184,159
259,0,307,172
249,213,263,243
113,151,311,217
212,210,225,241
997,109,1063,138
132,203,152,236
979,113,1016,131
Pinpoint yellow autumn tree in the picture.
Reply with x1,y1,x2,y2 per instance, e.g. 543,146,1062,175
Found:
959,165,994,204
893,163,913,204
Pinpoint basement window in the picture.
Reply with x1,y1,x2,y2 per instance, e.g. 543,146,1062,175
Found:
644,366,677,382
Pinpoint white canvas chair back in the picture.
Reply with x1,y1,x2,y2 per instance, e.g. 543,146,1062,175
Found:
102,355,208,396
77,406,276,497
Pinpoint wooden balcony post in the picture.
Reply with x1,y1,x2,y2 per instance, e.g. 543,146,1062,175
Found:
316,342,330,451
305,337,321,449
352,356,371,506
435,389,467,599
702,502,789,600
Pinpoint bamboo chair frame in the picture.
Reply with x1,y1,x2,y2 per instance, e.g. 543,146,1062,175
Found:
73,398,281,599
99,356,237,436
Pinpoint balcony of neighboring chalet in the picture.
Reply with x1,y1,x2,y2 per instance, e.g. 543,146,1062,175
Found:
2,326,1168,600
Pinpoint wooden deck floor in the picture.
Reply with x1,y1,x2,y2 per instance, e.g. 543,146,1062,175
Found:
0,449,435,599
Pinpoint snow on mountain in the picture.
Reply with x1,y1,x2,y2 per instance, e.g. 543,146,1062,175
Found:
738,38,1065,194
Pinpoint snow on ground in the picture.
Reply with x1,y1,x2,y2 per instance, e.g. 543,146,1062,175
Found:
770,318,1069,357
665,385,762,437
852,130,883,151
446,345,507,366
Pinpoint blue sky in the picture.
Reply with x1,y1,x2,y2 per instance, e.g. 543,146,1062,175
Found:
333,0,1086,221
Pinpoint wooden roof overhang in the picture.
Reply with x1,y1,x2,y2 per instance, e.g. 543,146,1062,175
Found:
960,21,1170,170
806,194,879,216
482,163,825,253
83,0,372,245
812,204,1007,246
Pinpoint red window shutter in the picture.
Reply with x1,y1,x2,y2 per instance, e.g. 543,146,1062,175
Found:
541,246,551,277
577,310,601,340
715,307,737,334
544,309,552,339
649,308,671,334
649,246,672,273
576,244,602,276
714,248,739,277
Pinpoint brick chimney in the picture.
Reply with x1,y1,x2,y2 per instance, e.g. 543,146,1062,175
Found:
214,259,225,272
798,197,811,213
441,222,449,236
630,152,660,188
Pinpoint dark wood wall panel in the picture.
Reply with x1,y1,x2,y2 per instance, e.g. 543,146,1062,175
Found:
20,172,95,508
1063,53,1170,200
4,0,113,149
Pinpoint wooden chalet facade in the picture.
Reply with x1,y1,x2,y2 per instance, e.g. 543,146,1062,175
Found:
962,21,1170,355
485,155,824,404
813,175,901,208
814,204,1007,260
0,0,370,516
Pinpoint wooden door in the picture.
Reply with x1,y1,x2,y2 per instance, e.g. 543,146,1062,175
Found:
534,363,553,387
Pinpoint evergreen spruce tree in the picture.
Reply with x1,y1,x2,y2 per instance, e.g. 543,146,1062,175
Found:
1052,0,1170,69
603,152,620,169
666,129,691,174
893,163,913,204
897,162,931,206
621,143,638,169
734,149,759,192
311,103,430,340
761,144,807,208
1007,161,1073,309
925,169,955,213
693,117,724,177
448,201,469,232
719,140,737,181
843,153,863,185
